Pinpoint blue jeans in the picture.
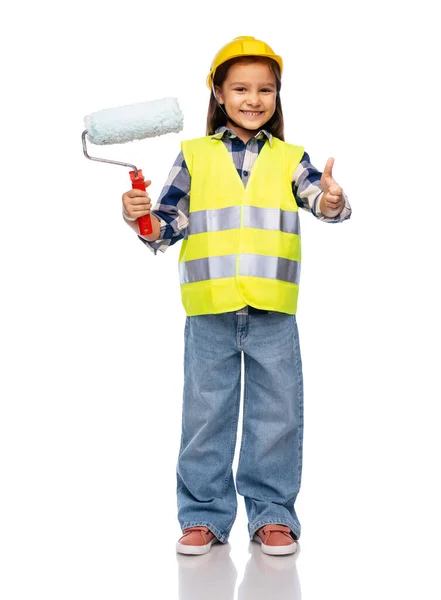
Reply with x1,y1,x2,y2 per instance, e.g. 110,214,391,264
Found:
176,310,304,544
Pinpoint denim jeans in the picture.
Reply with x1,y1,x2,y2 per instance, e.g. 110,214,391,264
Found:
176,310,304,544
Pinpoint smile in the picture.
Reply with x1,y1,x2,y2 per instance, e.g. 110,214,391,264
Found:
240,110,264,116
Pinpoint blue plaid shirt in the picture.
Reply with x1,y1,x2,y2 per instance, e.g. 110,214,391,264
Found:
123,125,352,256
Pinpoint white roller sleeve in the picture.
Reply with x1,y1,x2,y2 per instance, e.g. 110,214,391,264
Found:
84,97,184,145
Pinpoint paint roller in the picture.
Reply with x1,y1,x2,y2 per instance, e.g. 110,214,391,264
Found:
82,97,184,235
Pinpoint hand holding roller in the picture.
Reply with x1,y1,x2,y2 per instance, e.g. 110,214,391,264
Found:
82,97,184,236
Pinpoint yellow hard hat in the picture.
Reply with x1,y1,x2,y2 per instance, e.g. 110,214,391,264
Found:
206,36,283,89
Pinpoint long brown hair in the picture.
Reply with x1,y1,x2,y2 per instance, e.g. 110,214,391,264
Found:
206,56,284,141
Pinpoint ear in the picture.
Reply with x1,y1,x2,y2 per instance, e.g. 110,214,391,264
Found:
214,85,224,104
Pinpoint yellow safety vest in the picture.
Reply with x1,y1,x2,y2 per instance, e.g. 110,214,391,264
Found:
179,135,305,316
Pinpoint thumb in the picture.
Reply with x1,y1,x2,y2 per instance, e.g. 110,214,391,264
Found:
323,157,334,180
145,179,152,187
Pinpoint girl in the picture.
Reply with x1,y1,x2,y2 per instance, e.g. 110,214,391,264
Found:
122,36,351,556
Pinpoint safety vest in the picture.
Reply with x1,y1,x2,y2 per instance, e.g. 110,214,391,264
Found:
179,135,305,316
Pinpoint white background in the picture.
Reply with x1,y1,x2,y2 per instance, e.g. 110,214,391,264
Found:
1,0,440,598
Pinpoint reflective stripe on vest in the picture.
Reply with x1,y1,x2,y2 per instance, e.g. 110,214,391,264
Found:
188,205,300,235
179,253,300,285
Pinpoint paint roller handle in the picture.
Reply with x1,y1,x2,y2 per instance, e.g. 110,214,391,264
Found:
129,169,153,236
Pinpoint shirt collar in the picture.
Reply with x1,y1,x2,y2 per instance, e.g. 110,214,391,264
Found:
212,125,273,146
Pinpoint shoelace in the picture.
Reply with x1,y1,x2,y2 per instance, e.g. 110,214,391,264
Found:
182,526,212,540
259,524,294,542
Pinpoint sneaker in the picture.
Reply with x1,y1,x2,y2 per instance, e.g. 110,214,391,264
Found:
176,526,220,555
252,524,297,555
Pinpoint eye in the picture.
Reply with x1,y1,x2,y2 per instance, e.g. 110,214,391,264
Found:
262,88,273,93
235,87,246,92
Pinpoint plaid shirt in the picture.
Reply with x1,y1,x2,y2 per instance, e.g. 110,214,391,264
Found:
123,125,352,313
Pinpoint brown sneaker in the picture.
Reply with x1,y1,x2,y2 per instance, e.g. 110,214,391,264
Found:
253,524,297,555
176,526,220,555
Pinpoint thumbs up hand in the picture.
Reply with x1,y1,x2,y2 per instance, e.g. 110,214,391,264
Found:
320,158,344,217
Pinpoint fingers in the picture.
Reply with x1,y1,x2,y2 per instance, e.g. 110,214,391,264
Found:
129,195,151,205
325,195,342,208
124,204,152,218
323,187,344,215
125,189,150,198
323,174,343,209
326,185,342,202
130,204,151,214
122,187,152,218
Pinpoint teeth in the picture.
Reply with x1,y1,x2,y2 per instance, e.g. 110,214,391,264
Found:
242,111,262,115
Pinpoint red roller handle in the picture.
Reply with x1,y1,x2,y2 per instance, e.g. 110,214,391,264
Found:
129,169,153,236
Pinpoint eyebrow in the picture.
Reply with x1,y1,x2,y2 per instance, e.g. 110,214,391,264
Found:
229,81,275,87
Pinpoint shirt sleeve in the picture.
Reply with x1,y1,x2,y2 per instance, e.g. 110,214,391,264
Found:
292,151,352,223
122,151,190,254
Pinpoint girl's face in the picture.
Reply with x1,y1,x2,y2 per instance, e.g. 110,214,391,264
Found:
215,61,277,141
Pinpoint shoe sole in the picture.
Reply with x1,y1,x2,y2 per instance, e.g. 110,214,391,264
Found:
176,537,220,555
252,534,297,555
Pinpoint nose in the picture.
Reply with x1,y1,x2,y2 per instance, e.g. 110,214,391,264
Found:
245,90,261,106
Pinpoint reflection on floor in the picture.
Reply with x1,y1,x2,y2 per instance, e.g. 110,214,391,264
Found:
177,538,301,600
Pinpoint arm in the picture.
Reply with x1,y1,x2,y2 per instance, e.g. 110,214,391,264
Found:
123,151,190,254
292,152,352,223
